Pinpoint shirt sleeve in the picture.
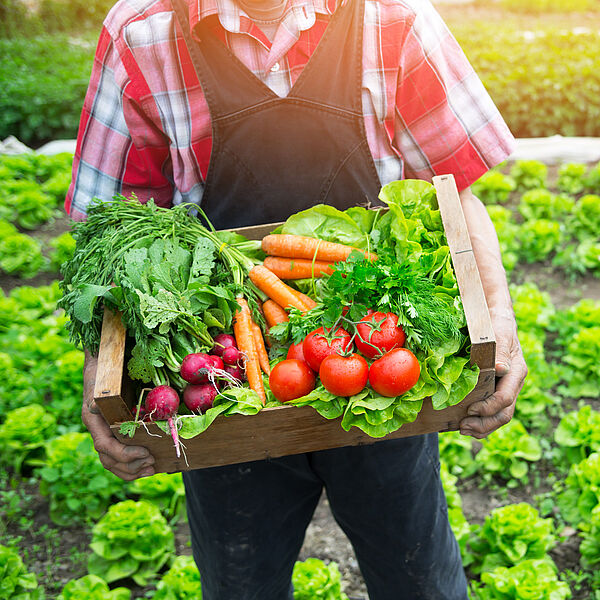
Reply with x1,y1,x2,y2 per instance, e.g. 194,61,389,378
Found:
65,27,173,221
393,0,515,192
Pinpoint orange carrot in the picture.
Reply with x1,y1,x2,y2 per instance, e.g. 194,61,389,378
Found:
262,234,377,262
263,256,335,279
233,297,266,405
251,321,271,376
249,265,310,311
294,289,317,310
263,299,289,328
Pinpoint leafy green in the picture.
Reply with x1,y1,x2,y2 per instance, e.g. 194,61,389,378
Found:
472,170,516,205
440,461,475,566
128,473,186,523
509,161,548,191
510,281,556,337
557,163,587,195
37,432,125,526
470,503,556,573
579,503,600,574
292,558,348,600
518,189,574,222
471,558,571,600
0,231,45,278
154,556,201,600
553,405,600,468
556,452,600,525
439,431,477,478
475,420,542,486
0,544,42,600
0,404,57,473
60,198,258,388
48,232,76,273
88,499,174,586
516,219,562,263
558,327,600,398
269,181,478,438
57,575,130,600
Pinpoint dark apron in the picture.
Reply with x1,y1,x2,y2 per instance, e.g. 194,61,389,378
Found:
172,0,382,229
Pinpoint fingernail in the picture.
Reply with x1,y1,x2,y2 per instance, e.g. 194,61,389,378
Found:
141,468,155,477
142,459,155,468
496,362,510,373
460,428,473,437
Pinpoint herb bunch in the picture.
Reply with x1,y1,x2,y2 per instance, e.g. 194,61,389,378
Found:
59,196,262,387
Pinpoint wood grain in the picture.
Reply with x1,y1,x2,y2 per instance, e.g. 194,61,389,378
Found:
433,174,496,369
112,368,495,472
93,307,133,424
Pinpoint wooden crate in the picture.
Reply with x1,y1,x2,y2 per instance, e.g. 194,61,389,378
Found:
93,174,496,473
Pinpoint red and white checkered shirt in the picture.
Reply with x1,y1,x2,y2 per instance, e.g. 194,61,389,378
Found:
65,0,515,220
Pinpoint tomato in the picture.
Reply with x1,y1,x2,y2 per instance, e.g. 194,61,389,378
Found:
302,327,353,372
287,341,306,362
355,312,406,359
369,348,420,397
269,359,316,402
319,353,369,397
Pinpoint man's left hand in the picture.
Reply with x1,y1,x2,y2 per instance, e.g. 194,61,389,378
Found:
459,306,528,439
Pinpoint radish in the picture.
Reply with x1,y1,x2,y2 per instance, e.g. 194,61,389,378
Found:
208,355,224,371
224,363,244,382
180,353,214,384
212,333,237,357
145,385,181,458
222,346,241,366
184,383,218,414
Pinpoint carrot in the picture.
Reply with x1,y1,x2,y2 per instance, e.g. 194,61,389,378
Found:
263,256,335,279
233,297,266,405
294,289,317,310
262,234,378,262
251,321,271,376
249,265,310,311
263,299,289,328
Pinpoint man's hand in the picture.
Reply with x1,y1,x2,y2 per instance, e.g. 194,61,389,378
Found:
460,307,527,439
458,187,528,439
83,351,156,480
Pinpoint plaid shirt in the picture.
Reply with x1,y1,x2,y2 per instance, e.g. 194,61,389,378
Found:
65,0,515,220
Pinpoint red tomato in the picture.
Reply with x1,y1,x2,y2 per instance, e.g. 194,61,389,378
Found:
302,327,353,372
287,341,306,362
355,312,406,359
269,359,316,402
319,353,369,397
369,348,420,397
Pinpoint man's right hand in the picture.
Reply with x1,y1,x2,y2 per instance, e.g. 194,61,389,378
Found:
83,351,155,481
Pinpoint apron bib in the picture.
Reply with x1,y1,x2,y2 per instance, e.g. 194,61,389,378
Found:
172,0,382,229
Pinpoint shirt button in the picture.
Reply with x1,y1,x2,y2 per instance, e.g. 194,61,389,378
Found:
270,62,280,72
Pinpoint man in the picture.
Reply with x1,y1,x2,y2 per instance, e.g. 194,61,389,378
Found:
68,0,527,597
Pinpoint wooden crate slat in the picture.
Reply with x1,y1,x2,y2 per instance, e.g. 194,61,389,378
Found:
93,307,134,424
113,367,494,472
433,174,496,369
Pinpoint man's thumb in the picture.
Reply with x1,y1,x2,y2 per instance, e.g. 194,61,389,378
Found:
495,343,511,377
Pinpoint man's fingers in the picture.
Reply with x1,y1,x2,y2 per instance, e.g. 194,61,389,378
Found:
489,309,516,376
460,356,527,438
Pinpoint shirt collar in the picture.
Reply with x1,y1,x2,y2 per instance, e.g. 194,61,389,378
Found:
190,0,341,40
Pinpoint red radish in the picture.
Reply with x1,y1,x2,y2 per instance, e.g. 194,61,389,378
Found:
180,353,214,384
145,385,181,458
208,355,224,371
212,333,237,357
184,383,218,414
224,363,244,381
222,346,241,366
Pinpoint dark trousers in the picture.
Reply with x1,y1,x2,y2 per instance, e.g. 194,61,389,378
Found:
182,433,467,600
